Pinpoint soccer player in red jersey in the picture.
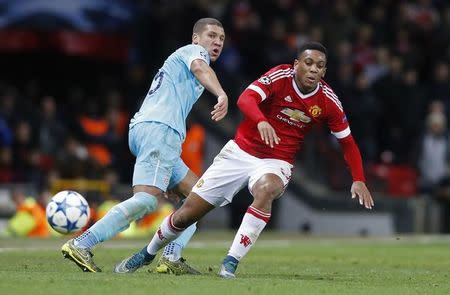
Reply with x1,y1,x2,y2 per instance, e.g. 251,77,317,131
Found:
114,42,375,277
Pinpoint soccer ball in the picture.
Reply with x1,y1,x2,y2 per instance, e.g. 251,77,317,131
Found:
46,190,90,234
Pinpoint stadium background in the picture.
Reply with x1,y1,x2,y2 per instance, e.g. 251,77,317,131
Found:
0,0,449,237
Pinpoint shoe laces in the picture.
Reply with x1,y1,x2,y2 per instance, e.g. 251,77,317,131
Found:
125,253,147,269
77,246,94,258
223,259,238,273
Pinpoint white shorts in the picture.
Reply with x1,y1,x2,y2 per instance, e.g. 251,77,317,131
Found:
192,140,293,207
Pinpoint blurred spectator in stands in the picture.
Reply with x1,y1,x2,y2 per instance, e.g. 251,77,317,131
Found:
433,159,450,233
333,63,354,100
0,116,13,147
77,99,120,167
352,24,376,74
0,87,19,126
56,136,90,179
373,55,404,163
327,40,353,84
364,46,390,87
324,0,357,47
418,107,449,193
12,120,37,181
215,41,244,111
226,0,265,78
38,96,66,172
399,68,428,163
104,90,130,176
391,28,417,68
264,19,294,67
0,146,14,183
342,73,379,163
429,62,450,115
366,3,391,44
181,118,206,177
38,96,66,155
286,8,310,51
7,189,49,237
403,0,440,33
433,6,449,57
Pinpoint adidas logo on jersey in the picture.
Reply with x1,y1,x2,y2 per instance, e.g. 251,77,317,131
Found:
284,95,292,102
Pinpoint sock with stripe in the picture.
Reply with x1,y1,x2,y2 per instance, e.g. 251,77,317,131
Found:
227,206,270,261
146,213,185,255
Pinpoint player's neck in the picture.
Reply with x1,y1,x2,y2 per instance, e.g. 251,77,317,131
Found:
293,76,315,94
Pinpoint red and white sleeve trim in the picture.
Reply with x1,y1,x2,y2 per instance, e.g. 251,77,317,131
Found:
331,127,351,139
247,84,267,101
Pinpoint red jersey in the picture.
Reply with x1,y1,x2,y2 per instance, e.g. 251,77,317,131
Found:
235,64,350,164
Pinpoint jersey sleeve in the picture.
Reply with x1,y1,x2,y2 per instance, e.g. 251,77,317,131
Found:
323,88,350,140
180,44,210,70
245,68,277,102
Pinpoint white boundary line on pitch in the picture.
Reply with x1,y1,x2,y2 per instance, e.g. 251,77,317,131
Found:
0,240,294,252
1,235,449,252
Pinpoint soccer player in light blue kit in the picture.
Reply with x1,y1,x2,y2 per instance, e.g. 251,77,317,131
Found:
62,18,228,274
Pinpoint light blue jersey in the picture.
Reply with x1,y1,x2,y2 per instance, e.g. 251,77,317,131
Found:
130,44,210,140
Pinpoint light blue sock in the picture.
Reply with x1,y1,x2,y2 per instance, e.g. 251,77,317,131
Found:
162,222,197,261
75,192,157,249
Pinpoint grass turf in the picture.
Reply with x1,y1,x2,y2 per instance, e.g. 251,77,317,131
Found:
0,232,449,295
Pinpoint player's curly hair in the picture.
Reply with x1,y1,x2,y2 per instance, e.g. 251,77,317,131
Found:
298,42,328,60
193,18,223,34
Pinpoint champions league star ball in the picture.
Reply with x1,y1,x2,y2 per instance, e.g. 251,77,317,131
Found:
46,190,90,234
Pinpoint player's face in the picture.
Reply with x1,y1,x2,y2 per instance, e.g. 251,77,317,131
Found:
193,24,225,62
293,49,327,92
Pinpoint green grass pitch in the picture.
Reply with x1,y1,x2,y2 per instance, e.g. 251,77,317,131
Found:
1,232,449,295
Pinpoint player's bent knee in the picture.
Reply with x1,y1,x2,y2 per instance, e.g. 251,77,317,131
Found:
253,182,283,201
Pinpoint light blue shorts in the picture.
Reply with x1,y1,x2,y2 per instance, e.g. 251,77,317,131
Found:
128,122,188,191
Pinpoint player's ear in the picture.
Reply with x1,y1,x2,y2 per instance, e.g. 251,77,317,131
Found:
192,33,199,44
322,67,327,78
293,59,299,68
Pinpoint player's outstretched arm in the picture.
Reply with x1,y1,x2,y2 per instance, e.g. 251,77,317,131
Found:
191,59,228,121
351,181,374,209
337,135,374,209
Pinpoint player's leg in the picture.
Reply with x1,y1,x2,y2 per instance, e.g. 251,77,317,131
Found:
219,159,292,278
63,122,178,272
157,162,201,274
147,140,247,256
114,192,214,273
61,185,161,272
115,140,248,273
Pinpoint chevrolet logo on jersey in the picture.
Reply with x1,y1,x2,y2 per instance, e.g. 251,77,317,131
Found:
281,108,311,123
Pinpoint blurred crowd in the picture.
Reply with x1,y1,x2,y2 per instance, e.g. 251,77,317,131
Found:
0,1,449,231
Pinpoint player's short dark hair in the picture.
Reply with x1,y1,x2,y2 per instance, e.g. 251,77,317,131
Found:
297,42,328,60
193,18,223,34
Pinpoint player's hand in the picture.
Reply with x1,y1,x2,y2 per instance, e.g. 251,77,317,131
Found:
211,94,228,121
351,181,374,209
257,121,281,148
